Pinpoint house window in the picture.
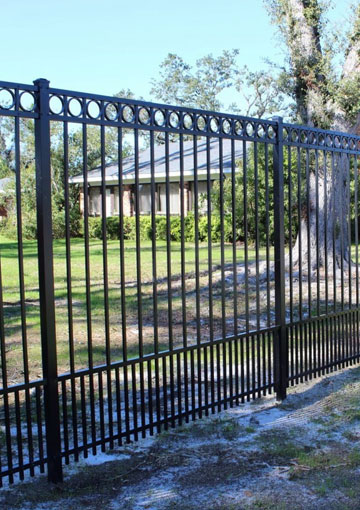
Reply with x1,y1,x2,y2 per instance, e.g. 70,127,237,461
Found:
89,187,101,216
88,187,113,216
139,184,151,213
157,183,180,214
190,180,211,213
105,188,112,217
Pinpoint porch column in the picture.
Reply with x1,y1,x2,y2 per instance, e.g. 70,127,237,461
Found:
182,181,191,216
123,185,134,217
79,187,84,216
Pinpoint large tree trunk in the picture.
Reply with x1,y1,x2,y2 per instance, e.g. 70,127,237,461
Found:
291,153,351,276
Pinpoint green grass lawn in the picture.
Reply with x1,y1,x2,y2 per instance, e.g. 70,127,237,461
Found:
2,234,359,386
0,236,269,383
0,237,265,302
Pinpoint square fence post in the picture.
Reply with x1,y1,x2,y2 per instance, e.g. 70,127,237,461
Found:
34,78,63,483
273,116,288,401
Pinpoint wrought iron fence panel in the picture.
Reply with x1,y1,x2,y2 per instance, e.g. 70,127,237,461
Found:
1,79,360,484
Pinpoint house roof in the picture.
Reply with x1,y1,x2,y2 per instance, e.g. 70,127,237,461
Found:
70,138,243,186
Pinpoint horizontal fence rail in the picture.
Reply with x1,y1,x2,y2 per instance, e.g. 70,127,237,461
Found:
1,78,360,483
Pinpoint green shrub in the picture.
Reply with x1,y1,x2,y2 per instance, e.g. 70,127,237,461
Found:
105,216,119,239
139,216,152,240
184,212,195,241
88,217,103,238
169,216,181,241
0,217,17,239
122,217,135,239
1,211,237,244
198,215,209,241
83,214,222,242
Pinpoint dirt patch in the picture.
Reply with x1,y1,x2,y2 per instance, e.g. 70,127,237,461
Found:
1,452,149,510
254,427,316,464
177,444,265,487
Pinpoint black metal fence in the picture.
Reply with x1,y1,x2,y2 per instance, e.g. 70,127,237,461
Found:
0,79,360,484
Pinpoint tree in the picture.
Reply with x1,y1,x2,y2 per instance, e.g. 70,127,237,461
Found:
150,50,286,117
0,117,130,239
151,4,360,275
266,0,360,273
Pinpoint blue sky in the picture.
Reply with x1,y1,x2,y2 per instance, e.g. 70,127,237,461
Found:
0,0,354,107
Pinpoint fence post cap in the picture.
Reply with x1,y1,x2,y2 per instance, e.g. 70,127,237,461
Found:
33,78,50,87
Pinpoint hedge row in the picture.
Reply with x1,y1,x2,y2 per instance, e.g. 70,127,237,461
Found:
86,213,236,243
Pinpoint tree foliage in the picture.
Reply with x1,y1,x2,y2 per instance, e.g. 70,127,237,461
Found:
265,0,360,130
0,118,131,239
150,50,286,118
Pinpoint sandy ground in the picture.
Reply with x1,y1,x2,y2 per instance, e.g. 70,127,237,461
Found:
3,365,360,510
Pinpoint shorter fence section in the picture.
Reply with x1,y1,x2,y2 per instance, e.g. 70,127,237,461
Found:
57,330,275,460
287,310,360,384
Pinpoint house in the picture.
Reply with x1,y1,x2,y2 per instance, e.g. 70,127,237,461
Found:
69,138,242,217
0,177,12,220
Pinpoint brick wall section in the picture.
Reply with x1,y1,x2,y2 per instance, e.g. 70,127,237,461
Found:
123,185,133,216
